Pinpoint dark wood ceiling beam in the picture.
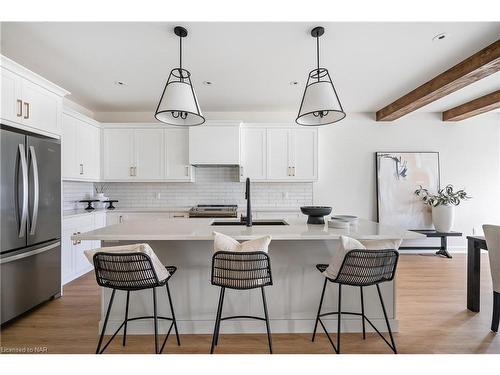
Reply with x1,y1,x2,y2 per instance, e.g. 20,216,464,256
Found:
376,39,500,121
442,90,500,121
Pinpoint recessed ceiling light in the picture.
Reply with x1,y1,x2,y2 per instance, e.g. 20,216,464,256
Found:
290,81,299,86
432,33,449,42
114,80,126,86
203,81,213,86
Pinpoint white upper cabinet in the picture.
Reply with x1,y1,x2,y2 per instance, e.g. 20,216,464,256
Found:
1,67,22,123
102,125,193,182
241,127,267,180
62,110,100,181
62,114,79,178
134,129,164,179
165,128,192,181
21,79,61,135
103,128,134,180
1,56,68,137
189,122,241,165
291,128,318,180
267,128,293,180
242,125,318,182
78,121,100,180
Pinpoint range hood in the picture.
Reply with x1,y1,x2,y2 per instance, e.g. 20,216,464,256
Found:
189,121,241,166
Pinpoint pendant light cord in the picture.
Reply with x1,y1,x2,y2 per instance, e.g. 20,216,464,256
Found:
179,34,183,80
316,34,320,82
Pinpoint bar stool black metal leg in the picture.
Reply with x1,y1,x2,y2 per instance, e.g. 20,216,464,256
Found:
96,289,116,354
337,284,342,354
210,287,225,354
122,290,130,346
376,284,397,354
153,287,159,354
312,278,327,342
491,291,500,332
360,286,366,340
165,283,181,346
214,287,225,347
261,287,273,354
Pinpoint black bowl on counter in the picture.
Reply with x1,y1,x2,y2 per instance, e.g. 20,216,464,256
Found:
300,206,332,224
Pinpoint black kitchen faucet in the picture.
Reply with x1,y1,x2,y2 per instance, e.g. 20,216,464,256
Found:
244,177,252,227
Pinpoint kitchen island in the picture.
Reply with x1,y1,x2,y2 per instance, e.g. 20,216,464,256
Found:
73,218,423,335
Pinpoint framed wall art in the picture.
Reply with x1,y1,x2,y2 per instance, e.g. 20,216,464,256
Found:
376,152,440,230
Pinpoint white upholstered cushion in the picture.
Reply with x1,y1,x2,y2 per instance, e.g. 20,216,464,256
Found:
213,231,271,253
84,243,170,282
323,236,402,280
483,225,500,293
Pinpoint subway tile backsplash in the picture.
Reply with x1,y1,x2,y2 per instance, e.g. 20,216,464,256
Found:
62,181,95,210
63,166,313,210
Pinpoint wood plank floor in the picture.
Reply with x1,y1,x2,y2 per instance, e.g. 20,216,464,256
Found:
1,254,499,354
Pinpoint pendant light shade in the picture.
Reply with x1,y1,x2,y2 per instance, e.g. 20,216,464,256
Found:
296,27,345,126
155,26,205,127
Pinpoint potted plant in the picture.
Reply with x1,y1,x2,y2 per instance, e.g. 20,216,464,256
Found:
414,184,471,232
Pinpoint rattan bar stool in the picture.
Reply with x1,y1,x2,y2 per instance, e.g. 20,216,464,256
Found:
210,251,273,354
312,249,399,354
92,252,181,354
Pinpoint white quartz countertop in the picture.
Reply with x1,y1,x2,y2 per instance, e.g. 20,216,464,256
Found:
63,206,301,218
72,217,424,241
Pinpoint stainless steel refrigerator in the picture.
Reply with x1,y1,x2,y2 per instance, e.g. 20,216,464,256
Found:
1,124,61,325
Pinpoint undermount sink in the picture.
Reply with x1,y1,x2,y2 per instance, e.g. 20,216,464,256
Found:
211,220,289,226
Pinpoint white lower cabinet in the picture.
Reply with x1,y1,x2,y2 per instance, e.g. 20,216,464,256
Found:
62,213,104,285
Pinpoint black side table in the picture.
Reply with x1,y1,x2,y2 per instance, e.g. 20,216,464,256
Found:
399,230,462,259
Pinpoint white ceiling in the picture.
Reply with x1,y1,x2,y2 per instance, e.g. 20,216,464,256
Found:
1,22,499,114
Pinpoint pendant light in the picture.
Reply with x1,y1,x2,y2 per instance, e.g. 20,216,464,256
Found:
155,26,205,126
296,26,346,126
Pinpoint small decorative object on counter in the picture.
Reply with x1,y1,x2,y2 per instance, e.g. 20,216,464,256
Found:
414,184,471,232
103,200,118,210
300,206,332,224
331,215,359,225
328,219,350,229
79,199,100,211
94,184,109,208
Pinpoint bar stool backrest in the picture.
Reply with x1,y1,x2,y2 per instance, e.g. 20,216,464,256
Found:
334,249,399,286
483,225,500,293
93,252,161,291
211,251,272,290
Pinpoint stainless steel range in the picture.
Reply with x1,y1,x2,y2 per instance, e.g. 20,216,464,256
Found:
188,205,238,218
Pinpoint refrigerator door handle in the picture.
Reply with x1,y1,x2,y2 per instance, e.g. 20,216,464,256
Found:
28,146,40,235
0,242,60,265
18,144,29,238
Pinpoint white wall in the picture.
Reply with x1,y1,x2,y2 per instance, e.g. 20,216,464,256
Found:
314,112,500,250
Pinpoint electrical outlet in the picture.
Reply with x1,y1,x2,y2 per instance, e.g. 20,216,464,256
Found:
155,192,161,200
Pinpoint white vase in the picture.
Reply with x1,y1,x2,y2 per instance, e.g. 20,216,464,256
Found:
432,205,455,232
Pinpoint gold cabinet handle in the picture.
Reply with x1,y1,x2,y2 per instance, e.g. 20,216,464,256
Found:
23,102,30,119
16,99,23,117
292,166,295,176
80,164,84,175
130,167,134,176
185,165,189,176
